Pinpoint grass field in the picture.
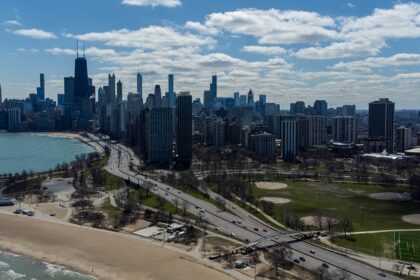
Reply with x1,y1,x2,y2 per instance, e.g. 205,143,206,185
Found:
250,179,418,231
395,232,420,263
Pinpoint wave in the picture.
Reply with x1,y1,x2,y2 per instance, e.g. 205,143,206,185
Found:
0,269,26,279
0,260,10,269
44,263,97,279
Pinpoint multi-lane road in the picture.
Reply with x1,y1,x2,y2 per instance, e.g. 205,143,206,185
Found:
91,134,400,280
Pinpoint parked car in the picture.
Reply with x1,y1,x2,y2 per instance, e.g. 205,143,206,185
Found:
310,250,316,254
299,256,306,262
14,209,23,214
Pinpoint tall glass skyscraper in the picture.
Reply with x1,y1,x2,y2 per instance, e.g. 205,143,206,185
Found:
36,73,45,100
137,70,142,99
368,98,395,152
176,92,192,168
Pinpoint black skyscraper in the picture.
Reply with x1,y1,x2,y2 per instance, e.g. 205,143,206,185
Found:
176,93,192,168
368,98,395,152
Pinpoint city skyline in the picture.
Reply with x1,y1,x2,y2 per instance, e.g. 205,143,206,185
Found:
1,0,420,109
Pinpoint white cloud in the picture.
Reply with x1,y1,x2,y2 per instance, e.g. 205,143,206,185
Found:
16,48,39,53
73,26,215,49
13,28,57,39
184,21,218,35
332,53,420,71
1,20,22,26
191,8,337,44
296,3,420,59
346,3,356,8
46,47,117,57
121,0,181,8
242,45,286,56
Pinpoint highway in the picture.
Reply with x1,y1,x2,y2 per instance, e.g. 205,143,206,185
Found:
91,134,401,280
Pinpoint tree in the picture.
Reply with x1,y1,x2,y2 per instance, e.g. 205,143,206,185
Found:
326,215,339,235
341,218,354,238
409,175,420,200
270,242,292,276
261,200,274,216
72,199,93,213
331,268,351,280
316,264,331,280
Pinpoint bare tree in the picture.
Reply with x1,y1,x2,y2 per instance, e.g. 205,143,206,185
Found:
316,264,331,280
341,218,354,238
331,268,351,280
270,242,292,276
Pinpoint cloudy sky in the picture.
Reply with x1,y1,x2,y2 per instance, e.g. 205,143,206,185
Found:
1,0,420,109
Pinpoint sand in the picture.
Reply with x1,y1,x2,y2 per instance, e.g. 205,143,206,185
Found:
0,213,235,280
41,178,74,202
402,214,420,225
255,182,288,190
369,192,412,201
259,197,290,204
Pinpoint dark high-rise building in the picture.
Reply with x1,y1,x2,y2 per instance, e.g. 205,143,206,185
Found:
117,80,122,102
290,101,306,114
167,74,175,108
281,119,297,161
395,126,411,152
147,107,173,167
368,98,395,152
137,70,142,99
314,100,327,116
203,90,212,109
210,74,217,102
332,116,357,144
176,92,192,167
247,89,254,108
154,85,162,107
37,74,45,100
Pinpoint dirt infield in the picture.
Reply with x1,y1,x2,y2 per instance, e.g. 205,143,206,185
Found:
369,192,412,201
259,197,290,204
402,214,420,225
255,182,288,190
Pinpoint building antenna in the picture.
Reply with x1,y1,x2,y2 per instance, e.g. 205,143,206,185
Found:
83,41,85,58
76,39,79,58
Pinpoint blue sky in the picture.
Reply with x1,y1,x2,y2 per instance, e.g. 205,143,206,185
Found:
1,0,420,109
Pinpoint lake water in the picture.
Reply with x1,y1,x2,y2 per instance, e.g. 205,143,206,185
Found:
0,133,93,175
0,250,96,280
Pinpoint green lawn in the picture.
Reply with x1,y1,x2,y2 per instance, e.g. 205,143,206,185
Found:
101,199,122,221
250,180,418,231
334,233,395,259
129,189,180,215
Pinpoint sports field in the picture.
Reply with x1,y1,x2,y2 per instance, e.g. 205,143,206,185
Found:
395,232,420,263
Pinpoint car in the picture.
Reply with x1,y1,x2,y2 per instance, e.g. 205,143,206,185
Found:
237,221,241,224
245,239,250,243
299,256,306,262
200,209,205,213
262,229,267,232
293,259,300,264
178,191,181,194
26,211,34,216
310,250,316,254
195,206,199,209
230,233,236,236
165,192,168,196
322,263,329,268
254,228,259,231
14,209,23,214
378,272,386,277
232,221,236,224
166,187,170,190
49,213,56,216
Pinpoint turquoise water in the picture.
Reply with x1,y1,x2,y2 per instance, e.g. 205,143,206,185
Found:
0,133,93,175
0,250,96,280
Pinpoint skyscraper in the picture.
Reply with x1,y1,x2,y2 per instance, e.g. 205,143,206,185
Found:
281,119,297,161
147,107,173,167
137,70,142,98
396,126,411,152
210,74,217,103
36,73,45,100
368,98,395,152
108,74,116,104
167,74,176,108
234,92,240,107
332,116,357,144
0,84,2,105
154,85,162,107
314,100,327,116
247,89,254,108
176,92,192,167
117,80,123,102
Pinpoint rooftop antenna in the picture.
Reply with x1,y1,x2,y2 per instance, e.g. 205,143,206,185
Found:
76,39,79,58
82,41,85,58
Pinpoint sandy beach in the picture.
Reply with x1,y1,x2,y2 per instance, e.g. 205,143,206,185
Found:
0,213,236,280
